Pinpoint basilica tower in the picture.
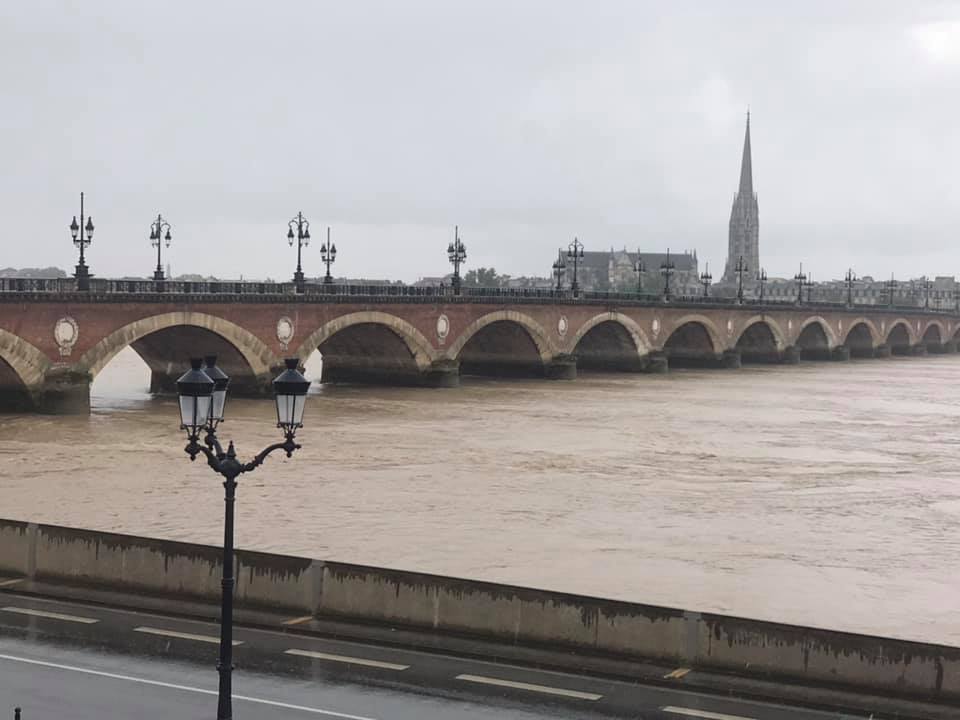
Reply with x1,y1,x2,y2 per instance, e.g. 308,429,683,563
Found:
723,113,759,283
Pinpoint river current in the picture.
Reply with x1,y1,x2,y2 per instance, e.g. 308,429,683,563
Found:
1,348,957,645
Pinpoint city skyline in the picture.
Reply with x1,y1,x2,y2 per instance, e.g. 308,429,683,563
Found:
3,2,958,284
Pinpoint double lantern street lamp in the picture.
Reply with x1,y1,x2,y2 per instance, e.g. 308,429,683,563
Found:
634,253,646,294
699,265,712,298
734,255,749,304
69,192,95,291
660,249,675,300
176,356,311,720
447,225,467,295
149,214,172,283
552,249,566,291
567,237,585,294
320,227,337,285
287,212,311,293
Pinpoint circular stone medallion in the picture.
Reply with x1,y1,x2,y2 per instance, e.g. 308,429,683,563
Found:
54,316,79,356
276,316,295,349
557,315,568,337
436,314,450,341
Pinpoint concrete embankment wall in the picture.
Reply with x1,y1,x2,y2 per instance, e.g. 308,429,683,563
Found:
0,518,957,703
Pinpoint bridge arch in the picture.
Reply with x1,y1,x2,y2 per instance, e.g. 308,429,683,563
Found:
734,316,786,363
886,319,916,355
448,310,555,378
922,320,945,349
662,315,723,368
0,328,50,411
295,311,437,385
79,312,277,395
569,312,650,372
843,318,881,358
795,317,836,360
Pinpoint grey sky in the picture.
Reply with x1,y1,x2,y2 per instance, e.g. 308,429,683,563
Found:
3,1,959,283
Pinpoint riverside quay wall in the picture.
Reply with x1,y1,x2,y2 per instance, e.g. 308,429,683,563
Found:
0,518,956,703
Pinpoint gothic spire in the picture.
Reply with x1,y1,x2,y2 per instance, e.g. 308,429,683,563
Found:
738,110,752,195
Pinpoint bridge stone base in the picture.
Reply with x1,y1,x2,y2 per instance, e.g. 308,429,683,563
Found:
35,369,92,415
831,346,851,361
874,344,892,358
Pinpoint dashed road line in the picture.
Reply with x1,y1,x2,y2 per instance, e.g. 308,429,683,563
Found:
454,673,602,700
0,653,378,719
133,626,242,645
1,607,99,624
664,667,692,679
285,649,409,670
662,706,756,720
282,615,314,626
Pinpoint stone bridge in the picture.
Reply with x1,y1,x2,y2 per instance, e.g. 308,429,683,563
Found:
0,289,956,412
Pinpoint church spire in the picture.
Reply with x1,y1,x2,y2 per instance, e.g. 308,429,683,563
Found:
738,110,752,195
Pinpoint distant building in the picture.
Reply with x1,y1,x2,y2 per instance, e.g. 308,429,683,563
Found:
553,248,700,294
722,113,759,284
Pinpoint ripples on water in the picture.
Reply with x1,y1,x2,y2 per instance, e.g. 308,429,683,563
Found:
2,346,958,644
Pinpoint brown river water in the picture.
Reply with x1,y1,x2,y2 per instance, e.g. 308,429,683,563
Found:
1,347,958,645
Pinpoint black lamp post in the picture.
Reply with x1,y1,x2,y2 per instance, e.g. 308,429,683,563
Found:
922,277,933,310
886,274,898,308
552,249,566,291
699,264,712,298
634,252,646,294
844,268,857,308
320,227,337,285
176,355,310,720
287,212,311,293
567,237,584,294
758,268,767,303
660,248,675,300
793,264,807,304
150,214,172,284
734,255,748,304
447,225,467,295
69,192,95,291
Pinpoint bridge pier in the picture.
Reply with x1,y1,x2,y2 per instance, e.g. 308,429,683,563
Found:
874,343,892,358
643,351,669,373
943,341,958,353
780,346,801,364
721,349,741,369
545,354,577,380
830,346,851,361
910,343,928,356
926,342,954,354
35,368,91,414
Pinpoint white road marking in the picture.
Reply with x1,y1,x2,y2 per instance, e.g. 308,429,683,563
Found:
283,615,314,626
1,606,98,624
455,673,602,700
285,648,409,670
664,667,691,679
133,626,242,645
0,578,24,587
0,653,378,719
662,706,756,720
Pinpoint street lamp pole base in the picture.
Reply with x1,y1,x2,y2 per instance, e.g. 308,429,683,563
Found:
74,263,91,292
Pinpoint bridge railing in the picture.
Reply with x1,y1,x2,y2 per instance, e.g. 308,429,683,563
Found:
0,277,953,313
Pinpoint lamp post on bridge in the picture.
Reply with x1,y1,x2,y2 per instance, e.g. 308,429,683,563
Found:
886,274,898,308
758,268,767,303
447,225,467,295
320,227,337,285
149,214,172,286
69,192,95,291
634,252,646,295
793,264,807,305
845,268,857,308
921,277,933,310
954,281,960,314
660,248,675,301
287,212,311,293
699,264,712,298
567,237,584,295
175,355,311,720
805,272,815,304
552,249,566,292
734,255,748,304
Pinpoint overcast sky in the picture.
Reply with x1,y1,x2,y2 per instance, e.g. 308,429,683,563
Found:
3,1,959,283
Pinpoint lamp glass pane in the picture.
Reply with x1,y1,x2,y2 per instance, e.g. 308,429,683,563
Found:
276,394,292,427
211,389,227,422
179,395,195,428
195,396,211,427
292,394,306,426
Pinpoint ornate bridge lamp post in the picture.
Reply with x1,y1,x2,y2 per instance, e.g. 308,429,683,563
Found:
634,253,646,295
793,264,807,305
567,237,584,295
699,264,712,298
922,277,933,310
287,212,311,293
660,248,675,301
845,268,857,308
552,250,566,291
447,225,467,295
69,192,95,291
734,255,749,304
176,355,310,720
149,214,172,286
320,227,337,285
886,274,898,308
758,268,768,303
805,272,815,304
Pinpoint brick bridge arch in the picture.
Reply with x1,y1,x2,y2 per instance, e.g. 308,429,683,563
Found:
569,312,651,372
446,310,557,379
842,318,882,358
0,328,49,388
78,311,278,395
733,316,787,363
886,318,918,355
662,314,725,368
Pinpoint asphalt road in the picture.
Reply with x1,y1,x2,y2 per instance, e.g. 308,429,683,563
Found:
0,595,872,719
